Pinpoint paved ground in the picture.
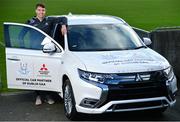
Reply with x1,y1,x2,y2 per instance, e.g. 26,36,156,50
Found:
0,91,180,121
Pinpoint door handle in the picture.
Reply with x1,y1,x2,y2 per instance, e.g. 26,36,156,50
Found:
7,58,20,61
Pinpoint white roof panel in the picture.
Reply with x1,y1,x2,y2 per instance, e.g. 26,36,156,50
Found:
49,15,125,25
67,15,124,25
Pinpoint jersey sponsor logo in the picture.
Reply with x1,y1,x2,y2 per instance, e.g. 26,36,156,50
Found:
29,19,35,24
45,22,49,26
33,24,38,26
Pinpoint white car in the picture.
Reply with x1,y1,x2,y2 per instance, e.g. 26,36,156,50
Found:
4,15,178,120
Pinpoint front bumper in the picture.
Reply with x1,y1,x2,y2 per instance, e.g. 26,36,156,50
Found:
76,97,176,114
76,71,177,114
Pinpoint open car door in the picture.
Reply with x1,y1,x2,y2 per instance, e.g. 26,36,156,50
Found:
4,22,64,92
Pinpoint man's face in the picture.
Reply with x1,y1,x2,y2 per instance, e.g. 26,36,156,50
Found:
35,6,46,19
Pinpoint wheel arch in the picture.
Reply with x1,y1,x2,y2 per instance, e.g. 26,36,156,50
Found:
62,74,69,88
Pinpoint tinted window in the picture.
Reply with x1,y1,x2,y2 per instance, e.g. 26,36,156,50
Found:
68,24,144,51
53,24,65,49
4,25,45,50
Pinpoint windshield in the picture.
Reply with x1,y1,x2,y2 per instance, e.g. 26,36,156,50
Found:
68,24,144,51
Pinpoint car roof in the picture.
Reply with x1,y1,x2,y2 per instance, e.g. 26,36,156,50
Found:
48,14,127,25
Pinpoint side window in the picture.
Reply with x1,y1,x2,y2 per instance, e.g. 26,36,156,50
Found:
53,24,65,49
4,25,45,50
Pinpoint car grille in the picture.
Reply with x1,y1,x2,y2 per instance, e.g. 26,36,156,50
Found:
101,71,169,107
106,100,169,112
107,80,168,100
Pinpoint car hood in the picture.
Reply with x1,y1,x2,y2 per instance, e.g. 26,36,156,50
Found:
71,48,170,73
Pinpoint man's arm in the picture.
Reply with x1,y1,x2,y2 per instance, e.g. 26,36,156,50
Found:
61,24,67,35
58,17,67,35
50,16,67,35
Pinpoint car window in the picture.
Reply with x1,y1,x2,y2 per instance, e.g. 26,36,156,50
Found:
4,25,45,50
53,24,65,49
68,24,143,51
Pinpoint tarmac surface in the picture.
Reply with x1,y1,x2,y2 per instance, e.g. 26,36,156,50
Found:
0,90,180,121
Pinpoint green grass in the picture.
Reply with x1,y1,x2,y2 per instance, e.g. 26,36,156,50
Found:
0,44,6,91
1,0,180,91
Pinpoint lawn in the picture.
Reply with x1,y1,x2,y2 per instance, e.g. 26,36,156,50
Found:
0,0,180,91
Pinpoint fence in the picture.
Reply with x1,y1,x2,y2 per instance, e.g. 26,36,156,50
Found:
134,27,180,81
150,27,180,80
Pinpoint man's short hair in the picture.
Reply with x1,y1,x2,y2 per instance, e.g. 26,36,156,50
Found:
36,3,45,9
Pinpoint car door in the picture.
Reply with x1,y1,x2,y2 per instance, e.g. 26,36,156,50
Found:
4,22,64,92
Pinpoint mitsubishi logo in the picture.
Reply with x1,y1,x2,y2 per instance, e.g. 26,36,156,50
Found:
135,74,143,82
40,64,48,71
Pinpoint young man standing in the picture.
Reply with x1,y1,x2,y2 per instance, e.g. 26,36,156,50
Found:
27,3,67,36
26,3,67,105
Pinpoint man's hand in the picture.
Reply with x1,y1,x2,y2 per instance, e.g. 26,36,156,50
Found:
61,25,67,35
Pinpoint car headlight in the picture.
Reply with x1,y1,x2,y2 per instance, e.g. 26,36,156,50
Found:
163,66,178,94
163,66,174,80
78,69,113,84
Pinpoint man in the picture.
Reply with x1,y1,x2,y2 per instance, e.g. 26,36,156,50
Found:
27,3,67,36
26,3,67,105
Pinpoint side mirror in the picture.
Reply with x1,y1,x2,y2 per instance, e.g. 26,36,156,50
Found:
43,42,56,53
143,37,152,46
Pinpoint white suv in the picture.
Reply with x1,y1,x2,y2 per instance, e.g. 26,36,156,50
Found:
4,15,177,120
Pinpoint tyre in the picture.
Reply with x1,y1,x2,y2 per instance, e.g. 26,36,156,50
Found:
63,79,80,120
